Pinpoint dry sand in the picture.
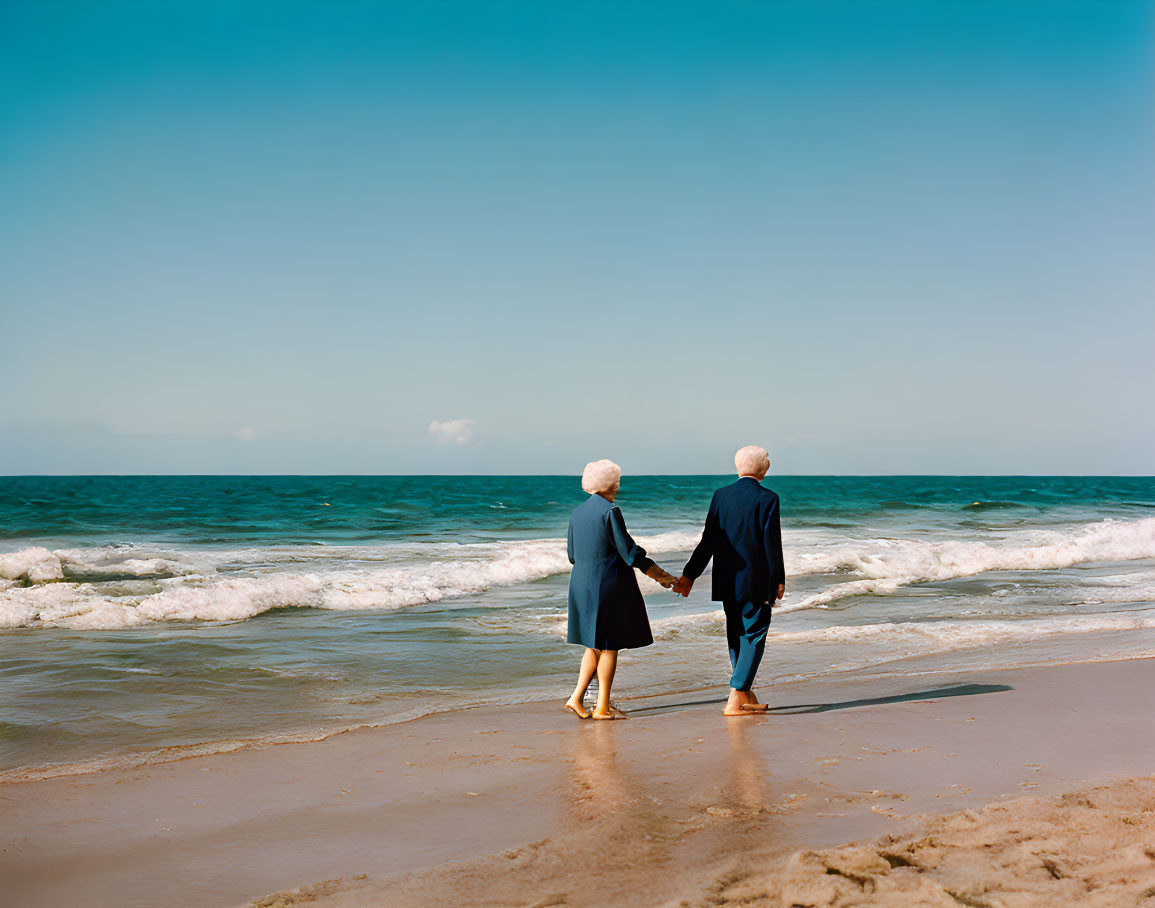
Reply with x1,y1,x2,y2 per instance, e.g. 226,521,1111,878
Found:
1,659,1152,907
714,774,1155,907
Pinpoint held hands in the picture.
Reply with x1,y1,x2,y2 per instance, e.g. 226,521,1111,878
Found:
645,565,693,597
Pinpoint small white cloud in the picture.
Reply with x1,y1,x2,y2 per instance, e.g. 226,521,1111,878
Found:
428,418,476,446
235,426,258,442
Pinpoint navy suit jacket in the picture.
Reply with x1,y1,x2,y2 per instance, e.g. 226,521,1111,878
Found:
682,477,785,605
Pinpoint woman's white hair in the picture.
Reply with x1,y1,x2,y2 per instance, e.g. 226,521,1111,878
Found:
581,459,622,494
734,445,770,477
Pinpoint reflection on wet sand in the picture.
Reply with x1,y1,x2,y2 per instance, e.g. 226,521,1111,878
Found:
237,661,1152,908
557,711,791,901
723,718,770,818
367,685,1018,905
564,720,674,873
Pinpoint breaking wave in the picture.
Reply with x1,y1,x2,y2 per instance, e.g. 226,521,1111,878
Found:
778,517,1155,613
3,517,1154,630
0,532,700,630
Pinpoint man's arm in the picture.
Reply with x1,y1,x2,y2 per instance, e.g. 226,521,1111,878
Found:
680,493,719,588
764,496,785,601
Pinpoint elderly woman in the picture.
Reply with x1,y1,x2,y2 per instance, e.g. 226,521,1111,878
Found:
564,459,677,720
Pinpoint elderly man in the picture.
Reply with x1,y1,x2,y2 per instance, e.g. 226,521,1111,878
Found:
673,446,785,716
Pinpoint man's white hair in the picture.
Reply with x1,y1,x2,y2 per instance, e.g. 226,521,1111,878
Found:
734,445,770,477
581,459,621,494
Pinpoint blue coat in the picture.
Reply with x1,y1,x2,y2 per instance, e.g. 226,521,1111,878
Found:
683,477,785,605
566,494,655,650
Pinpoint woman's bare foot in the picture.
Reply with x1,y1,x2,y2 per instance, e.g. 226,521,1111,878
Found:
740,702,769,711
592,709,627,720
564,698,591,719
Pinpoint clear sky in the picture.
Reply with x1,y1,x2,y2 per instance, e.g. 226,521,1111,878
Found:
2,1,1152,475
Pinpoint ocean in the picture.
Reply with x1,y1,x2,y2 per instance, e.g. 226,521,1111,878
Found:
2,475,1154,777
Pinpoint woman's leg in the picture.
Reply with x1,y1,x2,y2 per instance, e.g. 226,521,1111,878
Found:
565,648,599,717
592,650,622,719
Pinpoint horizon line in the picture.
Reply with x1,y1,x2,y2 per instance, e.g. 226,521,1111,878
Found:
3,473,1154,480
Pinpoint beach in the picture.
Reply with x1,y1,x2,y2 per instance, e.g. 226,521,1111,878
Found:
5,0,1153,901
4,476,1155,776
2,658,1152,906
5,0,1154,898
2,476,1154,904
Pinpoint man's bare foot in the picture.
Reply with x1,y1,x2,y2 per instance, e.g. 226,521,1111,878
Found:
564,698,590,719
723,690,761,716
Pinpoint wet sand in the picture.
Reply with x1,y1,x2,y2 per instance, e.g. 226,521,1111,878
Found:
1,659,1152,907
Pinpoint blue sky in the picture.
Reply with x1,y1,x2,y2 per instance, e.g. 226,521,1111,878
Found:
2,1,1152,475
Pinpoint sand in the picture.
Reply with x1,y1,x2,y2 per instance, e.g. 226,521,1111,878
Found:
717,774,1155,907
254,776,1155,907
1,659,1152,907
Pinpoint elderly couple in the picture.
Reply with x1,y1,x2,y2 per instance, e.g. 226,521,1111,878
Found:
564,445,785,720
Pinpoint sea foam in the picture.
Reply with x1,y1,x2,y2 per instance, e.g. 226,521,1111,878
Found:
2,518,1154,630
778,516,1155,613
0,531,700,629
648,609,1155,666
0,547,65,582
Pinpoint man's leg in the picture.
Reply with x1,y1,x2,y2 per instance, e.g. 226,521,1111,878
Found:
724,600,765,716
723,602,748,715
724,603,742,670
730,600,771,692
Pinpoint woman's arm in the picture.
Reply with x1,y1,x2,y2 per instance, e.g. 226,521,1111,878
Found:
643,562,677,588
567,518,575,566
608,507,675,588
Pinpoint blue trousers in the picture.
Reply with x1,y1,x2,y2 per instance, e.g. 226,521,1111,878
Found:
725,600,771,690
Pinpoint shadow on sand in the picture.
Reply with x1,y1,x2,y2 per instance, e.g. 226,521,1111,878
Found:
629,683,1013,717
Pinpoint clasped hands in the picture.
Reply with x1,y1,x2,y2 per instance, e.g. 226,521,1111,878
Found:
660,571,695,597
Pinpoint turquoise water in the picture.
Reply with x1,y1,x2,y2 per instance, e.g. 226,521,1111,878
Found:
3,475,1154,774
6,475,1155,546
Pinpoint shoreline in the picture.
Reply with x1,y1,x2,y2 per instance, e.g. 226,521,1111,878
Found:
2,657,1152,906
3,650,1151,788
